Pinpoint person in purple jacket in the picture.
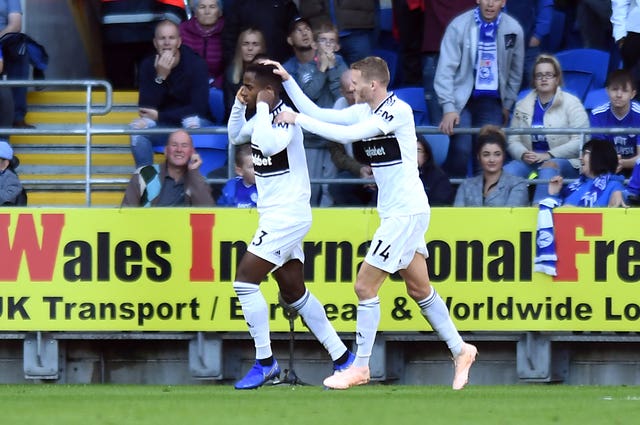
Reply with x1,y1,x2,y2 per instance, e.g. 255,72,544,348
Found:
179,0,225,89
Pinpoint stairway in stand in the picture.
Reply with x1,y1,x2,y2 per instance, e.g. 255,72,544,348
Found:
11,90,148,207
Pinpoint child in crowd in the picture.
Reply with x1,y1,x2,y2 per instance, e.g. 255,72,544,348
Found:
0,140,25,206
590,69,640,177
217,143,257,207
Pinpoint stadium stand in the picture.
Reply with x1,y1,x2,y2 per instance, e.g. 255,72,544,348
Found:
11,89,138,206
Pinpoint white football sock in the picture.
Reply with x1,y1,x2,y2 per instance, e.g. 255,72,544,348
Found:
353,296,380,368
233,281,272,360
418,288,464,357
288,290,347,361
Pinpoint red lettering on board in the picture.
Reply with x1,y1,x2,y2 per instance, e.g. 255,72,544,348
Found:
189,213,215,281
0,214,65,281
554,212,603,281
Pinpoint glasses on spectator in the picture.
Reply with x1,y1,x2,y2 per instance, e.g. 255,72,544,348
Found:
535,72,556,80
318,37,337,45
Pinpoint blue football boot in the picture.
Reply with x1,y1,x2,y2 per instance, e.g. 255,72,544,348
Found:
234,359,281,390
333,351,355,372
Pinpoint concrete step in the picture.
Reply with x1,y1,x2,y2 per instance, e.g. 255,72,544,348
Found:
10,134,131,146
26,190,125,207
25,110,138,125
27,90,138,106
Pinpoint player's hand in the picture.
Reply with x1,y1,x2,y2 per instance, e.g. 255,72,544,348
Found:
261,59,291,81
439,112,459,136
275,110,298,124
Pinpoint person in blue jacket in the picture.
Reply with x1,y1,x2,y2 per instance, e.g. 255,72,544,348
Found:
547,138,627,207
217,143,257,207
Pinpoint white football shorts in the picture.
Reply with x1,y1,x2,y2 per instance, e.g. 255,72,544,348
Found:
247,219,312,268
364,213,430,273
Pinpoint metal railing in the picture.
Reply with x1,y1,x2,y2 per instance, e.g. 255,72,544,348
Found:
4,78,640,206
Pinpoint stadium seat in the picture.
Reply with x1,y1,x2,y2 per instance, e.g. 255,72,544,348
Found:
373,48,398,89
208,88,225,125
561,69,593,102
583,88,609,111
555,48,610,89
153,132,228,177
394,86,429,125
518,88,531,101
422,128,449,166
379,7,393,32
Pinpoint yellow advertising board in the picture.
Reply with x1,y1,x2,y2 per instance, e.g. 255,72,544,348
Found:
1,207,640,332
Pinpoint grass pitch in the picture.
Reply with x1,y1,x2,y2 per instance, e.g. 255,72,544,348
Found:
2,384,639,425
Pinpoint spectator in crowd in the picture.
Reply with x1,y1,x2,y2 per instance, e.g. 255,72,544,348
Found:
546,139,627,207
421,0,476,126
506,0,553,88
226,62,353,390
590,69,640,177
505,53,589,203
435,0,525,178
0,140,24,206
0,1,32,128
217,143,257,207
328,69,376,206
100,0,187,89
0,48,13,128
222,0,298,64
391,0,424,85
454,124,529,207
122,129,214,207
223,28,267,120
271,56,477,391
179,0,225,89
299,0,377,65
130,20,212,168
284,18,347,206
576,0,613,51
611,0,640,88
417,135,455,206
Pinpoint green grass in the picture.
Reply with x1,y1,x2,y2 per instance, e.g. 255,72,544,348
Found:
2,384,640,424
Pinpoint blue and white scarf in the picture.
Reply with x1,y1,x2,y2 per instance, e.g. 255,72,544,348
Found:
534,197,559,276
473,7,501,98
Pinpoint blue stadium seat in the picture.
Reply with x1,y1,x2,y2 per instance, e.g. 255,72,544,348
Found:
379,7,393,32
373,48,398,89
153,132,228,177
562,69,593,102
583,88,609,112
394,86,429,125
556,48,610,89
423,130,449,166
208,87,225,125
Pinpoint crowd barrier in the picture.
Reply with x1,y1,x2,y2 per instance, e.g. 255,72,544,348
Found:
4,80,640,206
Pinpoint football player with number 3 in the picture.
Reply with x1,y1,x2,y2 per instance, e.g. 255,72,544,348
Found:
268,56,477,390
227,62,354,390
